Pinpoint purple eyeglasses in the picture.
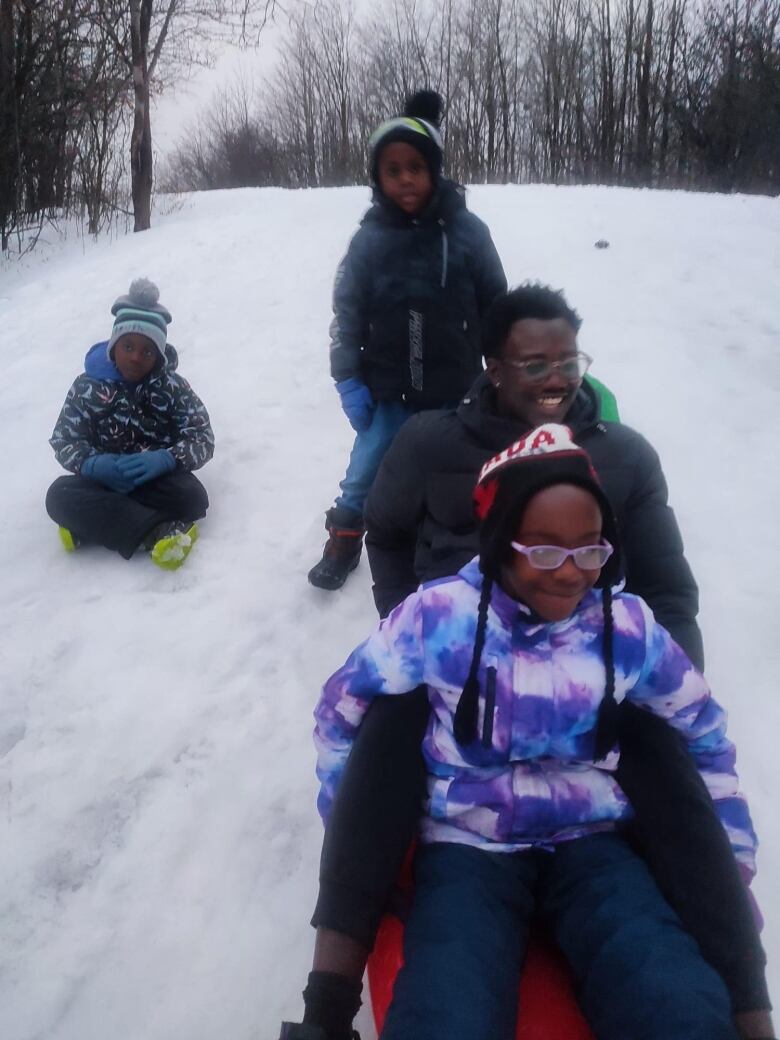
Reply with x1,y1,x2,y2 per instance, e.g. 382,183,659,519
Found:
510,540,613,570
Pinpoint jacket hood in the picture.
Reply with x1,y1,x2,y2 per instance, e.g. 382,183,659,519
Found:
365,177,466,227
457,372,601,452
84,341,179,381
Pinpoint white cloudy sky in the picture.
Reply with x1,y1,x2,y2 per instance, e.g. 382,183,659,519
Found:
152,36,281,156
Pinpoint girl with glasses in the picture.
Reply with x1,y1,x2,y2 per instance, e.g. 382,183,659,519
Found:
282,423,771,1040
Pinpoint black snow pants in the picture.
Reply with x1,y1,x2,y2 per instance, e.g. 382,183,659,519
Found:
46,471,209,559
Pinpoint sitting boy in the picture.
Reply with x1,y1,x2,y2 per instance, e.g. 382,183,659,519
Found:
46,278,215,570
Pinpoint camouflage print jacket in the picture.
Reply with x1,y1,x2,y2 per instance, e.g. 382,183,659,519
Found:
50,342,215,474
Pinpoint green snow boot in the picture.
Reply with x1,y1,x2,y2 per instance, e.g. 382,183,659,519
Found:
147,520,199,571
58,526,79,553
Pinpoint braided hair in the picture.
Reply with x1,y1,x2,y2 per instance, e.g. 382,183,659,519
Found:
594,584,619,760
453,577,493,746
454,424,623,758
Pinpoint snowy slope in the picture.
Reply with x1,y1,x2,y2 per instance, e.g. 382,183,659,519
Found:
1,184,779,1040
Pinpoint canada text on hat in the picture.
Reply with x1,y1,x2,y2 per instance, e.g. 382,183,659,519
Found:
477,424,584,484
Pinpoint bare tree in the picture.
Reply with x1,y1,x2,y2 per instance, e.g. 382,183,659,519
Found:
88,0,283,232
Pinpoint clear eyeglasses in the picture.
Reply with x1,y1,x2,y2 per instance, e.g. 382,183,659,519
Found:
510,540,613,570
503,352,592,383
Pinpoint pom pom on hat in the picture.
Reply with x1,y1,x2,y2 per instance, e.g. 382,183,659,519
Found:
404,90,443,127
107,277,172,362
126,277,160,308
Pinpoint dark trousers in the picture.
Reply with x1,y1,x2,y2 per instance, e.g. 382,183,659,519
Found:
381,836,738,1040
314,694,769,1015
46,471,209,559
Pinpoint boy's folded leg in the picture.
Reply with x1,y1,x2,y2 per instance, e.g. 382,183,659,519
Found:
128,469,209,519
46,475,167,560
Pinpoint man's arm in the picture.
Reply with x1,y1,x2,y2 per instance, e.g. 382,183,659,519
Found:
628,596,757,873
619,431,704,671
364,416,429,617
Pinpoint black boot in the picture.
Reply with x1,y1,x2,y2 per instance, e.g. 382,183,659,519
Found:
308,507,364,591
278,1024,361,1040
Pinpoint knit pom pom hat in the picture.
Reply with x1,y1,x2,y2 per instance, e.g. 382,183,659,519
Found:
369,89,444,185
107,278,172,361
454,424,622,758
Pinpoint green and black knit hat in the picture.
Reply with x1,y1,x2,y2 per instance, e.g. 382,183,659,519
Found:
369,90,444,185
107,278,172,361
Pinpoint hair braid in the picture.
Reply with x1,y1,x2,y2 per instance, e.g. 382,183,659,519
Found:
593,584,620,761
454,577,493,746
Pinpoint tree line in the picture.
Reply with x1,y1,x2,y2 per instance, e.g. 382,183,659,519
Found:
2,0,777,254
163,0,780,197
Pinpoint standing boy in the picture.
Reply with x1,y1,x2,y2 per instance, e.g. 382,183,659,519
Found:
308,89,507,591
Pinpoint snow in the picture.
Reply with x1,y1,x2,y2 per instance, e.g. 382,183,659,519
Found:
1,183,779,1039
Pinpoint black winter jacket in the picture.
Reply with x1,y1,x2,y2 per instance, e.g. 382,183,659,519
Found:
365,373,704,670
50,342,215,474
329,180,507,408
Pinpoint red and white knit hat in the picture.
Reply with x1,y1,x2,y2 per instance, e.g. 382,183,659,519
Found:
472,424,621,587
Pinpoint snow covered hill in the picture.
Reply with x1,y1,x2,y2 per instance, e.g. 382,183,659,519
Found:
1,184,779,1040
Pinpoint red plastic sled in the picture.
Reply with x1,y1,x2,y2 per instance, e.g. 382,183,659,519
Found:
368,912,595,1039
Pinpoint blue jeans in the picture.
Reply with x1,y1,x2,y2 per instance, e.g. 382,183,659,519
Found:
335,402,414,516
381,835,737,1040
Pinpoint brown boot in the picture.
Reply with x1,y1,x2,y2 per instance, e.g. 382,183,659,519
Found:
307,507,364,591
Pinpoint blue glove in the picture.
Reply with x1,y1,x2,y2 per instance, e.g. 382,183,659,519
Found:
116,449,176,487
336,378,375,433
81,453,136,494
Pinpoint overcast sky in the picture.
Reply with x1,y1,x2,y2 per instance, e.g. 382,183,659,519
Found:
151,21,285,158
152,0,375,159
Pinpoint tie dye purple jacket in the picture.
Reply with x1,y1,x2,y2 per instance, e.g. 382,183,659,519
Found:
314,559,756,874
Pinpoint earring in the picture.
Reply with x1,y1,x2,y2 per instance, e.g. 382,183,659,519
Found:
495,380,501,388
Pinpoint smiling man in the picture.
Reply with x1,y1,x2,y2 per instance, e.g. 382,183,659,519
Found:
364,282,703,669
